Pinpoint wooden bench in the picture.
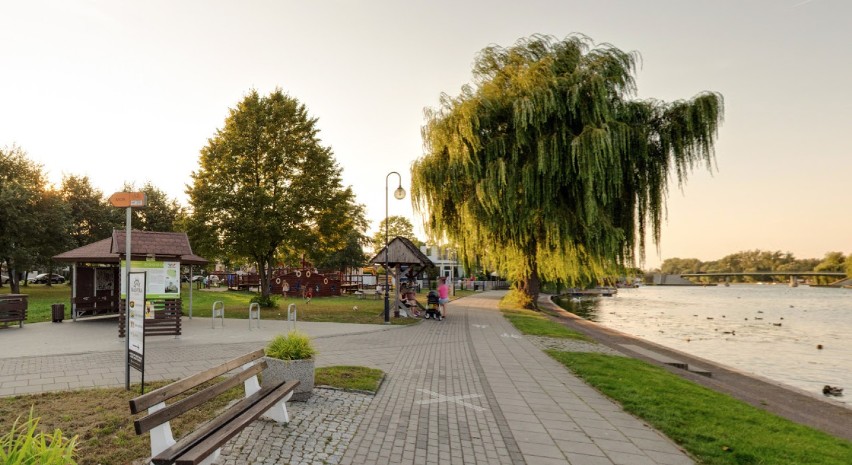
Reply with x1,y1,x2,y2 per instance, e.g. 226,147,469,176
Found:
72,294,119,320
0,294,28,328
129,349,299,465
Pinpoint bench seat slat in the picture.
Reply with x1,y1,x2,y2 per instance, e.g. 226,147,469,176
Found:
130,349,265,413
134,362,266,435
152,379,299,465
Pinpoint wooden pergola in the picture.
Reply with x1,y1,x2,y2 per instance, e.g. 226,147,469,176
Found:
53,230,208,336
369,236,434,314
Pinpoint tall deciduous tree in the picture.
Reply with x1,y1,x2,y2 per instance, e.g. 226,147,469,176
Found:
412,35,724,307
60,175,115,248
187,89,358,298
0,146,44,293
113,181,184,232
0,146,72,291
370,215,419,255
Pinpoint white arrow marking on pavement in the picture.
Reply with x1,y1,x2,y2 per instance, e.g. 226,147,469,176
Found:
472,324,488,328
501,333,521,339
416,389,487,412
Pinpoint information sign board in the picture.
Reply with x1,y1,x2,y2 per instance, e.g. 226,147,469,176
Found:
120,260,180,300
127,272,145,375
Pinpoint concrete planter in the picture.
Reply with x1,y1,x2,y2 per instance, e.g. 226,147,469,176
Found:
262,357,315,401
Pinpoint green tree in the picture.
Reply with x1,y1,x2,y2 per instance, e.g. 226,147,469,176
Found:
814,251,846,284
113,181,184,232
815,251,846,272
187,89,357,298
660,258,704,275
30,187,73,285
314,228,369,273
411,35,724,306
370,215,418,255
0,146,72,292
60,175,116,248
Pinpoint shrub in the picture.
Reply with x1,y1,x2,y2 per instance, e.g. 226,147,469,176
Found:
250,294,278,308
265,331,317,360
500,288,535,309
0,409,78,464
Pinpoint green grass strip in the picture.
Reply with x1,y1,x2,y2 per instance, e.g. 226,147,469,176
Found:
547,351,852,465
501,308,588,340
315,366,384,393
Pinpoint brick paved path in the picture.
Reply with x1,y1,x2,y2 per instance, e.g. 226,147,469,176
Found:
0,292,693,464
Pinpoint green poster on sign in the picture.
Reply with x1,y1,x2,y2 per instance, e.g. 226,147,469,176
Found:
120,260,180,299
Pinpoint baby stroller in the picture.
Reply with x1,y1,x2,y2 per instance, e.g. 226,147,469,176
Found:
425,290,442,320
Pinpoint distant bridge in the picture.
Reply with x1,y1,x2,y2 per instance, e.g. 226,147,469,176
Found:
680,272,846,278
679,271,846,287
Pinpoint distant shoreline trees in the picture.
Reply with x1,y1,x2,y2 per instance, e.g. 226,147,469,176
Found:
658,250,850,283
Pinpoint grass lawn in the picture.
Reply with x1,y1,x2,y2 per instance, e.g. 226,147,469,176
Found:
4,283,458,325
498,295,852,465
549,351,852,465
500,307,588,340
0,366,383,465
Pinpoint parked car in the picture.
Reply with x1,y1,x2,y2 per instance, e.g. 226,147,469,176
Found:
1,274,10,284
29,273,65,284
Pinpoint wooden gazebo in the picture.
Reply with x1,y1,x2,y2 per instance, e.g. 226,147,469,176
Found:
53,230,208,337
369,236,434,313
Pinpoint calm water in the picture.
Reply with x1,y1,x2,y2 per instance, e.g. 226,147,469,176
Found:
554,285,852,404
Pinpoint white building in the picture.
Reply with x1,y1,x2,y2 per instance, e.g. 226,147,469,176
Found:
420,245,466,279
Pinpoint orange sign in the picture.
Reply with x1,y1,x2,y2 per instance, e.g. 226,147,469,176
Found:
109,192,147,208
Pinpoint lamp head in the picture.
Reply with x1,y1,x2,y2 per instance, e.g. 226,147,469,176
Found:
394,186,406,200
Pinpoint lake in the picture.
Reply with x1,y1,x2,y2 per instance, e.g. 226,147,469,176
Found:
554,285,852,405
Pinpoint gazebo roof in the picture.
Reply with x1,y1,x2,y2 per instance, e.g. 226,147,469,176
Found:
53,230,208,265
369,236,434,268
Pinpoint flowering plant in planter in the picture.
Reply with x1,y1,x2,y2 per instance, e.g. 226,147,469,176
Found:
263,331,317,401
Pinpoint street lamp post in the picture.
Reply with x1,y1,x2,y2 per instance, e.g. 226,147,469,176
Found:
385,172,406,324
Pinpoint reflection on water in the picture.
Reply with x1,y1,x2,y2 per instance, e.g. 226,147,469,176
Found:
554,285,852,405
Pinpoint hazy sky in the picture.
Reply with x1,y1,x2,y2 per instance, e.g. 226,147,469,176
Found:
2,0,850,269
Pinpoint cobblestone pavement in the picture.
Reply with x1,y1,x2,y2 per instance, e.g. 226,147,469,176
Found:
526,335,626,356
219,388,372,465
0,292,694,464
314,292,691,465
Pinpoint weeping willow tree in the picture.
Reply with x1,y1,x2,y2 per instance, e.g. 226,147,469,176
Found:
411,34,723,307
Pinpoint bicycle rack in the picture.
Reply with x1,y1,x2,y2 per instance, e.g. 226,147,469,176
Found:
248,302,261,330
287,303,297,330
211,301,224,328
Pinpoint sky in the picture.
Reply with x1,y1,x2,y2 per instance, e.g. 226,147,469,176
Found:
2,0,850,270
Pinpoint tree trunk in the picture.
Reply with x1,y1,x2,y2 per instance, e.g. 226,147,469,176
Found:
9,263,21,294
517,256,541,309
257,257,269,299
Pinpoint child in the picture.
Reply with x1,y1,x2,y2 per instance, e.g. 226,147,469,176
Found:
437,277,449,320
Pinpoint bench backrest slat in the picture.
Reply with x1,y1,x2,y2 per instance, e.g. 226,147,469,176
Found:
153,380,299,465
0,301,26,312
134,361,266,435
130,349,265,413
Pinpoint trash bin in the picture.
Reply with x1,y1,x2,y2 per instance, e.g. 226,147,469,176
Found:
51,303,65,323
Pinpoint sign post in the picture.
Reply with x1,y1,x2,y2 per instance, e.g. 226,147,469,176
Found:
109,192,147,390
127,271,146,393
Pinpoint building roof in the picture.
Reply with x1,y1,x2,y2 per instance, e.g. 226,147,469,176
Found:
54,230,208,265
369,236,434,268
